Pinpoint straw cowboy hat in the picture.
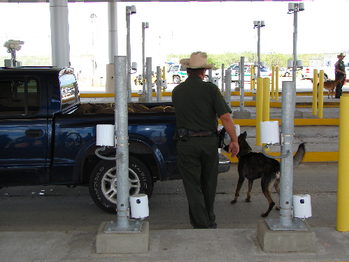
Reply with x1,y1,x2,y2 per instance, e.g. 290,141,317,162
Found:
180,52,213,69
337,53,346,58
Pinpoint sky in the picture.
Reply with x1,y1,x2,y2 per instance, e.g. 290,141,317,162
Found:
0,0,348,76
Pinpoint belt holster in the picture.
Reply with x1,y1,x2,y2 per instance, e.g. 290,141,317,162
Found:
173,128,188,142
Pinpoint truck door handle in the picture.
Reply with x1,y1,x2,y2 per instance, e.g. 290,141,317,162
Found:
25,129,44,138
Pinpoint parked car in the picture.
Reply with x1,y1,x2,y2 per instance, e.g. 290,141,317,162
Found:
226,63,270,80
167,64,220,84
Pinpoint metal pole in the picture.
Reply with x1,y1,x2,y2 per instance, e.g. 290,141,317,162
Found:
240,57,245,112
279,81,295,227
50,0,70,67
225,69,231,107
208,69,212,82
221,64,225,94
292,6,298,108
108,1,118,64
257,24,261,78
10,49,16,67
156,66,161,102
126,6,131,102
142,22,146,96
146,57,152,103
114,56,130,229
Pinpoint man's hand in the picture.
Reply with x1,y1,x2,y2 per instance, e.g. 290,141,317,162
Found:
228,141,239,158
220,112,240,158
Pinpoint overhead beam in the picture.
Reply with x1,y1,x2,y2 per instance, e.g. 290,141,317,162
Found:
0,0,312,3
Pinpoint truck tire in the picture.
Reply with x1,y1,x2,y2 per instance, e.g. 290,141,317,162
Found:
89,156,153,214
173,75,181,84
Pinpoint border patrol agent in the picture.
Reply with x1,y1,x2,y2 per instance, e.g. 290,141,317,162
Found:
172,52,239,229
335,53,346,98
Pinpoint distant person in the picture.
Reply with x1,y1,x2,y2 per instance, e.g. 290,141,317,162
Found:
335,53,346,98
172,52,239,229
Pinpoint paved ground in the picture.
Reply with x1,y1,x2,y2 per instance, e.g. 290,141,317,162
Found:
1,163,348,261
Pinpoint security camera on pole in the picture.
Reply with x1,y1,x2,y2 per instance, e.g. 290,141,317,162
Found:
257,2,315,253
253,21,265,78
3,39,24,67
142,22,149,97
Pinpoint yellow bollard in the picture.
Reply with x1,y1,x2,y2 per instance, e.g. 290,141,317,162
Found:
271,66,275,100
312,69,318,116
262,77,270,122
337,96,349,232
318,70,324,119
275,66,279,101
162,66,166,80
262,77,270,151
251,66,255,90
256,77,263,146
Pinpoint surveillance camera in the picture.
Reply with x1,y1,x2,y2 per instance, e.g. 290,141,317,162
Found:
143,22,149,29
299,3,305,11
161,79,167,87
4,40,24,51
287,60,293,68
130,5,136,14
132,62,137,71
253,21,259,26
288,3,295,11
261,21,265,27
297,60,303,68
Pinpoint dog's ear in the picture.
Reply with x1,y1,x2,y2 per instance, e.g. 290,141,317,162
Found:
243,131,247,139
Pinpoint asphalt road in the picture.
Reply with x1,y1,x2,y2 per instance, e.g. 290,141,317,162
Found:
0,162,338,232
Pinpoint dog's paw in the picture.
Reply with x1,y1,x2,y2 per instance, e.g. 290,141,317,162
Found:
275,205,280,210
230,199,237,204
261,212,269,218
245,197,251,202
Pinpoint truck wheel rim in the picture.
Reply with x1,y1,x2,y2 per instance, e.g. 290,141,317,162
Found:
101,167,141,204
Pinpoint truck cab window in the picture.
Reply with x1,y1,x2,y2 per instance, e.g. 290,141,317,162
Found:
0,76,40,116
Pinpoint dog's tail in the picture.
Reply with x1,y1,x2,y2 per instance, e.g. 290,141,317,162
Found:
293,143,305,167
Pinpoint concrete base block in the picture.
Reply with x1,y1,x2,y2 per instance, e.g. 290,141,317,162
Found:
233,110,251,119
96,221,149,254
257,220,316,253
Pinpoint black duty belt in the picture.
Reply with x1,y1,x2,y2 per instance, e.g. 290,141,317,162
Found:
187,130,217,137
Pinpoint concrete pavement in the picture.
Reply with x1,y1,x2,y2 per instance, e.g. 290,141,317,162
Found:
1,227,349,262
1,162,348,261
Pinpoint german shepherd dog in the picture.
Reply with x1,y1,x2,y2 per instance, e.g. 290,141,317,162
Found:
230,132,305,217
318,78,342,99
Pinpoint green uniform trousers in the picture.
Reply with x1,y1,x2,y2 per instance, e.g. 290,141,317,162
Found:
176,136,218,228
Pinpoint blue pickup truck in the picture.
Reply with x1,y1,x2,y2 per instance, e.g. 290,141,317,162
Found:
0,66,231,213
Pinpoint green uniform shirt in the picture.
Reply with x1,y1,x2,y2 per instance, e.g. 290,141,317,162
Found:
335,60,346,79
172,75,232,132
